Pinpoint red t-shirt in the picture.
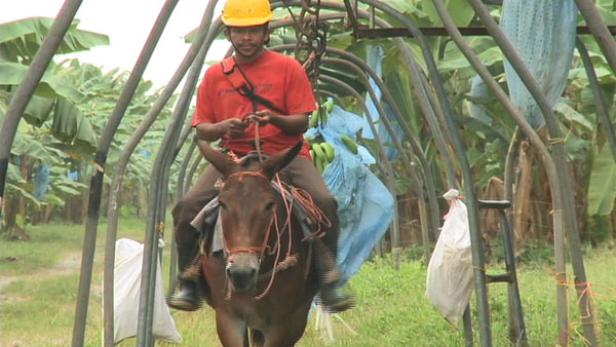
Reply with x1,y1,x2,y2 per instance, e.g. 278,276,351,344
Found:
193,50,316,158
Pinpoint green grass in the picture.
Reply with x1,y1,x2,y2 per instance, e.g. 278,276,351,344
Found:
1,219,615,346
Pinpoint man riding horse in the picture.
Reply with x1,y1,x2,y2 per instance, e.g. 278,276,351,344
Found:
167,0,353,314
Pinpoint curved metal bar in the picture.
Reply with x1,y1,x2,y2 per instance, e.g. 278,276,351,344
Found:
575,0,616,73
272,42,442,239
272,4,456,228
174,120,196,158
577,38,616,161
198,0,450,245
319,87,404,202
103,2,219,343
432,4,540,346
73,1,180,346
166,138,197,295
184,152,204,192
320,73,426,257
356,0,489,344
200,2,453,240
102,3,217,345
136,2,220,345
318,88,395,192
318,89,345,106
465,1,599,344
177,140,198,199
0,0,82,225
317,75,403,260
320,58,434,260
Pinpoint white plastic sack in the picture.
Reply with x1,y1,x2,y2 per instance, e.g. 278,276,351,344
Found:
109,238,182,344
425,190,474,326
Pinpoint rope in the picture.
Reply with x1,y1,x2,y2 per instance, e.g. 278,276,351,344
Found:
254,174,297,300
575,281,595,320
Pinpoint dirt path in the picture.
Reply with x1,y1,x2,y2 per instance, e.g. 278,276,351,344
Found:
0,251,82,304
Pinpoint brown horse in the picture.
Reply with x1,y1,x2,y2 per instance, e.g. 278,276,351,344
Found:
197,141,319,347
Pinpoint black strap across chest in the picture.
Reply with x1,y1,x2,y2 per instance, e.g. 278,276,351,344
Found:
221,57,285,114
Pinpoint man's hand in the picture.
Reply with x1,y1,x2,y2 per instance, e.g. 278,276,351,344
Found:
220,118,248,138
245,110,274,126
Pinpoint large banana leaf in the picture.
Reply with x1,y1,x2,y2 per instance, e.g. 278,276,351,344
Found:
51,98,97,153
0,17,108,62
0,61,83,100
587,143,616,216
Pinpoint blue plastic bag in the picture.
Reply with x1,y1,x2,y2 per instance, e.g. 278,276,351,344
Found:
306,107,394,283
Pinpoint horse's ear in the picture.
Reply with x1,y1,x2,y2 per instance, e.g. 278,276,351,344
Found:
261,141,303,179
196,140,238,178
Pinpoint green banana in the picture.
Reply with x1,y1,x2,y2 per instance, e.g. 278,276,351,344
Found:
315,154,325,173
324,98,334,113
311,142,326,161
340,134,358,154
309,109,320,128
320,142,335,162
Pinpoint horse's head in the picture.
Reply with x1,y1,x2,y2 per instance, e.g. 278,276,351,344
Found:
197,140,302,293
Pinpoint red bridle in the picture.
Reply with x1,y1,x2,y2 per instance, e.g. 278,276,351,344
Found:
222,170,276,262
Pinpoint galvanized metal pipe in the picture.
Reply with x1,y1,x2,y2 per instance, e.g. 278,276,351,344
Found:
577,38,616,162
357,0,489,345
465,0,600,345
575,0,616,74
136,1,219,345
317,75,402,260
72,1,180,346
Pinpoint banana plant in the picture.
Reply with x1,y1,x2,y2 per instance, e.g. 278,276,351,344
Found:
0,17,176,233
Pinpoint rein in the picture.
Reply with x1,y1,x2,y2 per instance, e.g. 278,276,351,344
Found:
222,170,297,300
221,129,332,300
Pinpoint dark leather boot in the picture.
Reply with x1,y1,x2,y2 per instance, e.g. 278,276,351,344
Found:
313,239,354,313
167,278,201,311
166,244,202,311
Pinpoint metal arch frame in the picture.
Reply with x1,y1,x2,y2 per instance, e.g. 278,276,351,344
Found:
463,1,600,345
167,1,449,259
316,58,430,261
342,0,616,39
162,0,466,278
135,0,220,344
0,0,613,345
266,3,455,242
77,1,181,346
171,2,452,261
98,1,220,345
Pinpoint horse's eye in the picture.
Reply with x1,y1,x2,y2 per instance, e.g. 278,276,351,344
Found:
265,201,275,211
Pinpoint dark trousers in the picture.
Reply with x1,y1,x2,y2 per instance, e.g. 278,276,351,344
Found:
171,156,339,272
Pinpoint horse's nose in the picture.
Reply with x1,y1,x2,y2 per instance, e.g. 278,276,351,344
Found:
227,265,258,291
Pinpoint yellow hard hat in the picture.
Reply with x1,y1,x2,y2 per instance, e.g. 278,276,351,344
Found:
222,0,273,27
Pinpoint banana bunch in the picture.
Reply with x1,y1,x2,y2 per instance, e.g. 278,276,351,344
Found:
309,98,335,128
309,140,336,173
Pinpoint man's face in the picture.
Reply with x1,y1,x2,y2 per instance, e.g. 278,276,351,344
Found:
227,25,268,58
